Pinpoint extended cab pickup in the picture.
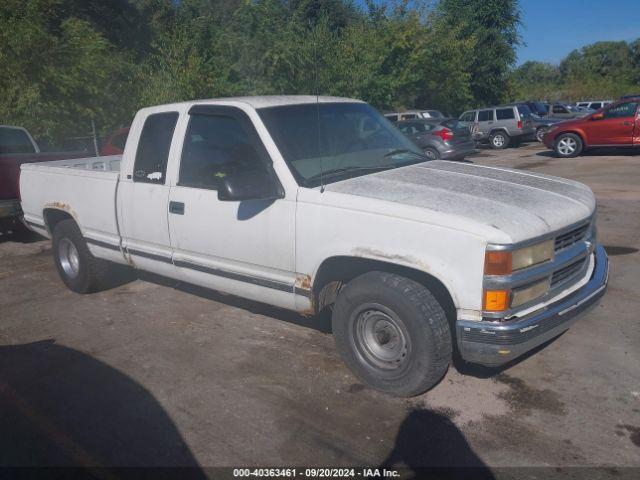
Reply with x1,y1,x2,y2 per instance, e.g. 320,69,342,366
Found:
0,125,85,231
20,96,609,396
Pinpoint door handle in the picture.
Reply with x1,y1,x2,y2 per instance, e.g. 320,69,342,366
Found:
169,201,185,215
623,121,632,126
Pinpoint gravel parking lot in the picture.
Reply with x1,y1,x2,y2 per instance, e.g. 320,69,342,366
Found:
1,143,639,476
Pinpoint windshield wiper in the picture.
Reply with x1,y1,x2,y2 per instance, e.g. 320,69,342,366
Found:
384,149,428,160
305,165,394,185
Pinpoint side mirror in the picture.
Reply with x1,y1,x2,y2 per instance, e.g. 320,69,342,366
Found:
591,112,604,121
217,171,282,202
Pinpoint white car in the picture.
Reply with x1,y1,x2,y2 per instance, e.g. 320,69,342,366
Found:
575,100,613,110
384,110,445,122
20,96,609,396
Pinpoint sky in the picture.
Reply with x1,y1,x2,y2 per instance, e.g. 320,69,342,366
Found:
516,0,640,65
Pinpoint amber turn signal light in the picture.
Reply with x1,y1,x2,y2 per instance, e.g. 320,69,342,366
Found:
484,251,512,275
483,289,510,311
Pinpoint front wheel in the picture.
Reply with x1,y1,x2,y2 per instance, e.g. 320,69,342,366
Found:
554,133,583,158
489,131,510,149
536,127,548,142
332,272,452,397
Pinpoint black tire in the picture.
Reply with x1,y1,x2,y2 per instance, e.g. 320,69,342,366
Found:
52,219,113,293
332,271,452,397
554,133,583,158
423,147,440,160
489,131,510,149
535,127,547,143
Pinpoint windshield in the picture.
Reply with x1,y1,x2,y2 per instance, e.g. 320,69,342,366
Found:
516,104,532,119
258,102,426,187
532,102,548,115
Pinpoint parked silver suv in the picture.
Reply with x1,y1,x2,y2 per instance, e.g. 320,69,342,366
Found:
459,104,535,149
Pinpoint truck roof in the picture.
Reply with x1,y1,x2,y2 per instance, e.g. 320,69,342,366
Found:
140,95,363,112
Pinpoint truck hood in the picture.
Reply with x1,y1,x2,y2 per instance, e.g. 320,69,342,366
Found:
324,160,595,244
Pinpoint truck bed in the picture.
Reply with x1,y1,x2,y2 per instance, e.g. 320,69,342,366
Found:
20,155,124,257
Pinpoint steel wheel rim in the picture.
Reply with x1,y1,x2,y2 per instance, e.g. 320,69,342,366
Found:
493,134,505,147
354,305,409,370
557,137,577,155
59,238,80,278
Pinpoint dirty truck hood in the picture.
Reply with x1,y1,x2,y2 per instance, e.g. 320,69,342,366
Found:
325,161,595,244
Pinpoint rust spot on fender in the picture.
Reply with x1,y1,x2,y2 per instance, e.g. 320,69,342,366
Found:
295,273,312,292
352,247,431,272
295,274,315,316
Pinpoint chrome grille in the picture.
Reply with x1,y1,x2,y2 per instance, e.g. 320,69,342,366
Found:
555,223,589,252
551,258,586,287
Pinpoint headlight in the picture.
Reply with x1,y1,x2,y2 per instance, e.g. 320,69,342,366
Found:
510,278,550,307
483,239,555,312
484,239,554,275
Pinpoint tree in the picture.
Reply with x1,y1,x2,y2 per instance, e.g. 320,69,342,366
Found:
436,0,521,106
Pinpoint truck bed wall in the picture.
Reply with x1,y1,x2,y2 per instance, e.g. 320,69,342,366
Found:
0,151,90,201
20,157,124,262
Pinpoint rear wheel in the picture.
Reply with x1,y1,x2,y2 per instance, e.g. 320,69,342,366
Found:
536,127,548,142
554,133,583,158
423,147,440,160
52,219,114,293
332,271,452,397
489,131,510,149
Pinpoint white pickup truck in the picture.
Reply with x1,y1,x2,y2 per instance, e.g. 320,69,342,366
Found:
20,96,609,396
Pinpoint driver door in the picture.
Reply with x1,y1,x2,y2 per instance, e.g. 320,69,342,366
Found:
585,101,639,145
167,105,297,308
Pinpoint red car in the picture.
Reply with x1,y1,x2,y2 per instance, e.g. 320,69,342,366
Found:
0,125,86,232
543,96,639,157
101,127,129,156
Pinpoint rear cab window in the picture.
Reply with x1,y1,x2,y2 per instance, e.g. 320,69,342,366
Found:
132,112,179,184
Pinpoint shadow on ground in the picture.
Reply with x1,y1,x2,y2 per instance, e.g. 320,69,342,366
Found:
537,147,640,158
0,225,44,245
138,271,333,333
0,340,205,476
382,409,494,478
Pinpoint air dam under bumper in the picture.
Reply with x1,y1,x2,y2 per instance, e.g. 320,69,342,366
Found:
457,244,609,366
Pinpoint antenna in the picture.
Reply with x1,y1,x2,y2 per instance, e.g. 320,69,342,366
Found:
311,20,324,193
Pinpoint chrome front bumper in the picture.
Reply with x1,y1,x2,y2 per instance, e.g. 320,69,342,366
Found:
457,244,609,366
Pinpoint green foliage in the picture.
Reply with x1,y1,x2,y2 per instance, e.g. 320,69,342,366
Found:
0,0,522,144
510,40,640,102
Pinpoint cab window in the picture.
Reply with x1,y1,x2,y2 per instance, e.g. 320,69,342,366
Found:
179,114,267,190
496,108,515,120
460,111,476,122
603,102,638,119
133,112,179,184
478,110,493,122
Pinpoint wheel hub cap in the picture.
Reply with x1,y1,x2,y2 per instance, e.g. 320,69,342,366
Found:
558,137,577,155
59,238,80,278
356,308,408,370
493,135,504,146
